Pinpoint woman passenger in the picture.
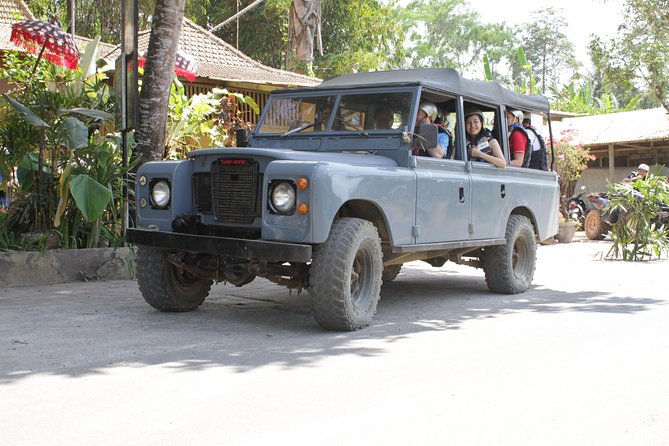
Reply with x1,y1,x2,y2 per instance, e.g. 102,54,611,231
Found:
464,108,506,168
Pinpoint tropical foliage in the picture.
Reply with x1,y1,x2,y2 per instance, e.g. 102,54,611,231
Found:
165,80,259,159
0,41,134,250
605,174,669,261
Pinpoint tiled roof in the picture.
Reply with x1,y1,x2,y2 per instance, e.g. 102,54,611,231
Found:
106,18,320,87
0,0,316,88
551,107,669,146
0,0,32,23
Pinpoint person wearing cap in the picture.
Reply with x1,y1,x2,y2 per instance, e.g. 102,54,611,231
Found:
413,100,446,158
622,163,650,183
505,108,530,167
464,108,506,168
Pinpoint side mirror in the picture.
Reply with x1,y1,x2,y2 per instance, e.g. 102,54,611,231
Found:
413,124,438,150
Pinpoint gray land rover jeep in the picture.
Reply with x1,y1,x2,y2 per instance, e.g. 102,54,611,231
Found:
126,68,559,331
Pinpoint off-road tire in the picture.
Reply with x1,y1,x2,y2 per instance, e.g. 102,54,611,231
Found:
309,218,383,331
584,210,606,240
136,245,212,312
382,264,402,282
482,215,536,294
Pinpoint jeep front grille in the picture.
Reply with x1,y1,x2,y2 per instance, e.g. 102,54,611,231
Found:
209,159,263,224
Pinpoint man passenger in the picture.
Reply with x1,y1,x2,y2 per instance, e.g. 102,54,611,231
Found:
413,100,446,158
505,108,530,167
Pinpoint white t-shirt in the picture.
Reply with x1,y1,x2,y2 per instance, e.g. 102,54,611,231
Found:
526,127,542,152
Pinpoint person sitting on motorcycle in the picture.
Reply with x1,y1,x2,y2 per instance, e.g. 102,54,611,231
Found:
622,163,649,184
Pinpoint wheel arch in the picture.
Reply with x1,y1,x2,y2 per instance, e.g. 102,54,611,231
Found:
336,199,393,246
509,206,539,237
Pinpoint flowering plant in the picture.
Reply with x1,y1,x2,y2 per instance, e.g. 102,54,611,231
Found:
550,128,594,213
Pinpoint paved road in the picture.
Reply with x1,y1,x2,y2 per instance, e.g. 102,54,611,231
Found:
2,238,668,445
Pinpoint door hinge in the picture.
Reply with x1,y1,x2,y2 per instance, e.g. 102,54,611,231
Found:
468,223,474,234
412,225,421,237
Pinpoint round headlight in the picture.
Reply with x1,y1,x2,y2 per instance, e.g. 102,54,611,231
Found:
151,180,171,208
271,182,296,213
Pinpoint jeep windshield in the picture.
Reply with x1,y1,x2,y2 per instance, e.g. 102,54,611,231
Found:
256,90,414,136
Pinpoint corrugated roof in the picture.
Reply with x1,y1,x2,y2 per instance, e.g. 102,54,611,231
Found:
105,18,320,87
551,107,669,145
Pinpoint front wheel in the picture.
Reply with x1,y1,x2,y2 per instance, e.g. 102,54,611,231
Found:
136,246,212,312
309,218,383,331
482,215,536,294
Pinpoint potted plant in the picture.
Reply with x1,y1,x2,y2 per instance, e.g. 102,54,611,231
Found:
555,214,578,243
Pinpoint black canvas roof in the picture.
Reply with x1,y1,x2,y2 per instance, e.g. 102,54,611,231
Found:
273,68,550,114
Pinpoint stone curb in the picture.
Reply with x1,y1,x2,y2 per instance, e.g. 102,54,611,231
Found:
0,247,136,288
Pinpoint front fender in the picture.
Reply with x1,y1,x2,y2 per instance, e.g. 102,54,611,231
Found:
135,160,194,231
262,161,415,245
310,163,415,245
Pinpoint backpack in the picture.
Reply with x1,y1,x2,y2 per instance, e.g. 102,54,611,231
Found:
509,124,533,167
437,125,454,159
524,125,548,171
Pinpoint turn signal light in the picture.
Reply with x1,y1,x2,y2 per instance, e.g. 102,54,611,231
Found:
297,177,309,190
297,202,309,215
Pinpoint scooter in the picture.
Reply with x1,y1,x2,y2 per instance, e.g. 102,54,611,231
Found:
567,186,598,226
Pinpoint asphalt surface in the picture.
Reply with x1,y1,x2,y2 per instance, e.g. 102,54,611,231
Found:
1,236,668,445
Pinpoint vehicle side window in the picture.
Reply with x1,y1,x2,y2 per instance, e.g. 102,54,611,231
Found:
335,92,412,132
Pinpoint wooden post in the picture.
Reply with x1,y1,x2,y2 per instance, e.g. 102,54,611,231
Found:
608,143,615,181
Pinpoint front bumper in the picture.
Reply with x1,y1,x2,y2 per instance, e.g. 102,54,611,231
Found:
125,228,312,263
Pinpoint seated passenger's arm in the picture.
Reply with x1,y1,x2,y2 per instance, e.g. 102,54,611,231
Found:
471,139,506,169
427,144,445,158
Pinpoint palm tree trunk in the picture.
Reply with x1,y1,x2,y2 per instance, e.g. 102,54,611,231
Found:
135,0,186,164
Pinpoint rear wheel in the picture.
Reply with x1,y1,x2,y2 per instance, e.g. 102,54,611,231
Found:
309,218,383,331
584,210,606,240
482,215,536,294
136,246,212,312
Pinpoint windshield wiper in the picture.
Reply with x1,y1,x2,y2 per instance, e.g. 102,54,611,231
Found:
281,120,322,137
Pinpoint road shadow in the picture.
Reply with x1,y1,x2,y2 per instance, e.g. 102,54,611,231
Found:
1,267,664,384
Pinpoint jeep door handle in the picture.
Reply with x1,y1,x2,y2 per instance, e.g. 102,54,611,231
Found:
501,184,506,198
459,186,465,203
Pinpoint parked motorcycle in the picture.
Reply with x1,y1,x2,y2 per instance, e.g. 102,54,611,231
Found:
567,186,598,226
582,189,669,240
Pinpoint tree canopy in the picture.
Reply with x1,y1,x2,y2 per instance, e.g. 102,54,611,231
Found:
21,0,668,114
588,0,669,112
